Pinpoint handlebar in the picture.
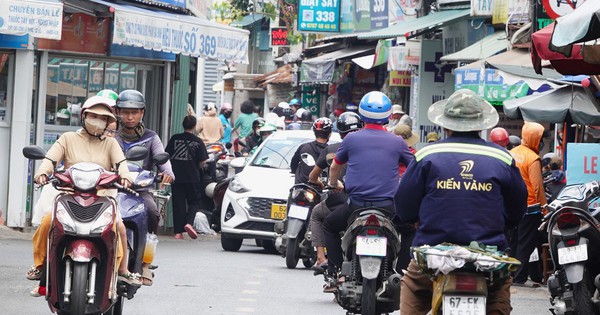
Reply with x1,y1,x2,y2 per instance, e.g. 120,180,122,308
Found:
114,183,139,197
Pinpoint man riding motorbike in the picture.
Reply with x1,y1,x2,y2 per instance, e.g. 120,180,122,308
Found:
290,117,332,185
241,117,265,156
395,89,528,315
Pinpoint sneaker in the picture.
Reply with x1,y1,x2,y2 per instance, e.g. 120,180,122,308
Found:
30,286,46,297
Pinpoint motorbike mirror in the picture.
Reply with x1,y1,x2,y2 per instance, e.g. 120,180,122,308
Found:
301,153,315,167
226,142,233,149
126,146,149,161
153,152,170,166
230,157,247,169
22,145,47,160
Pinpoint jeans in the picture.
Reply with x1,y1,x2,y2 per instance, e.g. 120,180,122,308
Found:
141,191,160,234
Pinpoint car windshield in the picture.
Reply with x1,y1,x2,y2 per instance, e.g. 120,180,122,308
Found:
250,137,312,169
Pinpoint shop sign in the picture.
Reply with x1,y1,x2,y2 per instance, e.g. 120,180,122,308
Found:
298,0,340,32
390,71,412,87
125,0,186,9
301,85,321,116
271,27,288,46
112,9,249,63
566,143,600,185
454,68,530,104
0,33,30,49
38,14,109,54
339,0,353,33
471,0,494,16
354,0,389,32
388,43,420,71
0,0,63,40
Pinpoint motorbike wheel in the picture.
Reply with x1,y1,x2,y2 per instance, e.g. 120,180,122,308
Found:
285,238,300,269
221,234,243,252
361,278,377,315
572,270,595,315
302,245,316,269
70,261,89,315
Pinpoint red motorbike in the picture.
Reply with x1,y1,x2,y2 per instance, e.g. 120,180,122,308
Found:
23,145,147,315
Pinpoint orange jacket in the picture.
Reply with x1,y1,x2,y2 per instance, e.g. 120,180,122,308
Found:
510,122,547,206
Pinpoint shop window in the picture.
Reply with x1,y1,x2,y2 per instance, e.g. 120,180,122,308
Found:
89,61,105,94
120,63,136,91
0,53,12,123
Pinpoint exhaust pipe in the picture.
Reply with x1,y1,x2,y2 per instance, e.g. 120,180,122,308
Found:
595,274,600,290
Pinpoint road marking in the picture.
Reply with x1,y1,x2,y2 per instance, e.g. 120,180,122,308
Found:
245,281,260,285
239,298,256,302
242,289,259,294
235,307,255,313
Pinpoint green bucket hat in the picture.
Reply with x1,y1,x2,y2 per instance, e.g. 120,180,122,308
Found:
427,89,498,132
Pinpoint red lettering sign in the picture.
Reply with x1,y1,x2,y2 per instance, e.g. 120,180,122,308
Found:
271,27,288,46
584,156,598,174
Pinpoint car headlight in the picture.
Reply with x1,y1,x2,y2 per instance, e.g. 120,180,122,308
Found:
56,203,76,233
71,168,101,191
90,207,114,234
228,176,249,193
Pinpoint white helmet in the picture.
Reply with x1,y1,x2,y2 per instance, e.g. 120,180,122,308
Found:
277,101,290,109
265,112,280,124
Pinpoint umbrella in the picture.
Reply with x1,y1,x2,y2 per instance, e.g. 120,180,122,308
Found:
531,24,600,75
503,85,600,125
551,1,600,56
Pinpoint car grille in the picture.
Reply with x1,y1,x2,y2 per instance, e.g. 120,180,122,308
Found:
235,221,275,232
247,197,287,220
66,201,104,222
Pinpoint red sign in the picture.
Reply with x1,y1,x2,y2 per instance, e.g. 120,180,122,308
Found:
38,13,110,54
271,27,288,46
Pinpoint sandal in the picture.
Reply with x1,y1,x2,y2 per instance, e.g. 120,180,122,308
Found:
26,265,42,281
184,224,198,239
141,267,154,286
118,272,142,287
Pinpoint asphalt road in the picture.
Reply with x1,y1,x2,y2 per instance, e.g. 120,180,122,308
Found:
0,228,552,314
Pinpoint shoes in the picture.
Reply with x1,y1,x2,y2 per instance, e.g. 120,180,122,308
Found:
30,286,46,297
118,272,142,287
26,265,42,281
323,284,337,293
174,233,184,240
184,224,198,239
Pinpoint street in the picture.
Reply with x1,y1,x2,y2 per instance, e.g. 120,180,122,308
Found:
0,228,552,314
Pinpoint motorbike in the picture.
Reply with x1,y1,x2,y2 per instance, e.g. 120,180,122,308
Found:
202,142,233,222
23,145,147,315
540,180,600,315
413,243,520,315
336,209,402,315
114,150,170,307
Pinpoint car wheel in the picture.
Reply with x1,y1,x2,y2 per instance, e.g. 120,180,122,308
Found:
261,240,278,253
221,234,243,251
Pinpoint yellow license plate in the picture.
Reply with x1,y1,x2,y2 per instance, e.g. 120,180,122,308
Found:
271,204,287,220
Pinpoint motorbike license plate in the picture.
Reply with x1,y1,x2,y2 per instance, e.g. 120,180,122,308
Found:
355,236,387,257
558,243,588,265
270,204,287,220
442,296,486,315
288,205,310,220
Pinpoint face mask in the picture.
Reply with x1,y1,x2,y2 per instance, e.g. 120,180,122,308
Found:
224,112,232,119
85,117,108,136
539,140,545,152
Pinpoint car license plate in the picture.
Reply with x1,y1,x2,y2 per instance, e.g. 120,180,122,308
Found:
443,296,486,315
270,204,287,220
558,243,588,265
288,205,310,220
355,236,387,257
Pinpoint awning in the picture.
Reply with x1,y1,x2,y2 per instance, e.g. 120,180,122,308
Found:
230,14,266,27
300,46,374,83
0,0,63,40
440,31,507,62
351,40,391,69
357,9,470,40
551,1,600,55
504,85,600,125
458,49,563,80
83,0,250,64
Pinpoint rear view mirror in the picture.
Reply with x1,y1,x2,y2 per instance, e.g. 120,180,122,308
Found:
230,157,247,169
301,153,315,167
23,146,46,160
126,146,149,161
153,152,170,166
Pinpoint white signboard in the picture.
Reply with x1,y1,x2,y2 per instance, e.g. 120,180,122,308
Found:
0,0,63,40
471,0,494,16
113,10,250,64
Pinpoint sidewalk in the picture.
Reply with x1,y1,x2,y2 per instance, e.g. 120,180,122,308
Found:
0,225,34,240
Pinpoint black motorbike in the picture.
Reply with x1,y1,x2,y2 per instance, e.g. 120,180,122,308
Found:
336,209,402,315
203,142,232,224
541,180,600,315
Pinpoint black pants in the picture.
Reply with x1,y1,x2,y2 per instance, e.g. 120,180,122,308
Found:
171,182,202,234
140,191,160,234
323,199,394,270
513,213,543,283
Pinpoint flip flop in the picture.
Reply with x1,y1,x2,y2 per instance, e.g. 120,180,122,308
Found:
184,224,198,239
118,272,142,287
141,267,154,286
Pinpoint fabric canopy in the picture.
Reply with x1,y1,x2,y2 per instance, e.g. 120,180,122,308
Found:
300,46,373,83
503,85,600,125
551,1,600,55
531,24,600,75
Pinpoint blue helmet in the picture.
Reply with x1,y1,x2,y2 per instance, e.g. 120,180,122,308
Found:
289,98,301,106
358,91,392,124
287,122,302,130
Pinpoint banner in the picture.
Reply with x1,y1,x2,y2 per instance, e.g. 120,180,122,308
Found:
300,60,335,83
298,0,341,32
0,0,63,40
566,143,600,185
390,71,412,86
112,9,249,63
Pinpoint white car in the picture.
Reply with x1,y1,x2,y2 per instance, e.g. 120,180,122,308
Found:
220,130,341,252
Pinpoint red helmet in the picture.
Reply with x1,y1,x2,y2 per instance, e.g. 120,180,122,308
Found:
490,127,509,147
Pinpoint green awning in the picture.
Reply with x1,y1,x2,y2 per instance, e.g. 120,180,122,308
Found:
231,14,266,27
441,31,508,62
357,9,470,40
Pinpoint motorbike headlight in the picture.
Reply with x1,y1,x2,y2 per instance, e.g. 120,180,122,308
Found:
90,208,114,234
127,203,146,216
56,203,76,233
71,168,101,191
229,176,249,193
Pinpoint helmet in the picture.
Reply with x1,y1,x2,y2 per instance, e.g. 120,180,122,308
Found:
80,96,117,124
56,108,71,119
97,89,118,102
490,127,509,147
358,92,392,124
220,103,232,113
300,110,313,122
204,102,217,112
289,98,301,106
346,103,358,112
116,90,145,109
259,123,277,134
508,135,521,149
277,101,290,109
312,117,333,138
282,107,294,120
252,117,266,129
337,112,362,134
287,122,302,130
542,153,555,168
295,108,306,119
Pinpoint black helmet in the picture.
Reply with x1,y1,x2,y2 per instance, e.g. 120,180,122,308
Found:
282,107,294,120
337,112,362,134
508,135,521,150
116,90,145,109
300,110,313,122
252,117,266,129
312,117,333,138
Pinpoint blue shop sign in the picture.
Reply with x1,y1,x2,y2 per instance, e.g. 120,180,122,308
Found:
0,33,30,49
298,0,340,33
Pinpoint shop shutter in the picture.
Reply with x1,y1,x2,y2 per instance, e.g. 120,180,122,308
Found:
202,59,222,107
